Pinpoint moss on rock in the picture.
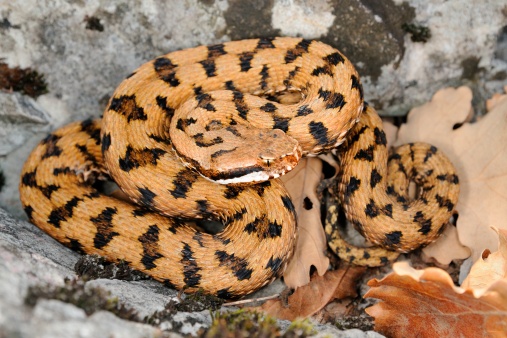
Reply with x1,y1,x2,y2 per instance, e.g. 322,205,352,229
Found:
25,278,139,321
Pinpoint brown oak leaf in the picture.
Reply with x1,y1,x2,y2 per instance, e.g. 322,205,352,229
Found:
258,266,365,321
462,227,507,295
281,157,330,288
365,262,507,338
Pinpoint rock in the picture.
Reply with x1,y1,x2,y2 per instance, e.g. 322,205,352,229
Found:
0,92,50,156
161,311,212,336
85,279,178,319
26,300,178,338
0,91,56,218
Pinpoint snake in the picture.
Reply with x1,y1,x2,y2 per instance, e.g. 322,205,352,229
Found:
326,104,460,266
19,37,459,297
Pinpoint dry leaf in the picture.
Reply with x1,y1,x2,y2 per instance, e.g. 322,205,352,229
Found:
281,157,329,288
320,299,353,322
395,86,507,263
486,85,507,111
258,266,365,321
462,227,507,295
365,262,507,338
395,87,474,145
421,225,470,265
382,120,398,149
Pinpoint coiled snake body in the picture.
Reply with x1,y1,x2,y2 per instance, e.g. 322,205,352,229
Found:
19,37,459,297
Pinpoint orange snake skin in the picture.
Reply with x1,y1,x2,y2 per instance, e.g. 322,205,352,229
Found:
19,37,459,297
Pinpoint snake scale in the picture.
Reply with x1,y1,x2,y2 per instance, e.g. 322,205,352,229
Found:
19,37,459,297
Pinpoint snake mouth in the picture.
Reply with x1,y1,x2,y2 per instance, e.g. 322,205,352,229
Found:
211,167,272,184
205,152,300,185
173,142,302,185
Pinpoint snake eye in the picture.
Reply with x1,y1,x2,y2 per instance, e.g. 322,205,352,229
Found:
259,157,273,167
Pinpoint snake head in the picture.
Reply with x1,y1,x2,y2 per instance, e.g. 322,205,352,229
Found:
209,128,302,184
256,129,302,176
171,117,302,184
169,91,304,184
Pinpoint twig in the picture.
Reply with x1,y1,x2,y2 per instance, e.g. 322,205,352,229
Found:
223,294,280,306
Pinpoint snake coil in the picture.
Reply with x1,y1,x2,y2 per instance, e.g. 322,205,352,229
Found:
19,37,458,297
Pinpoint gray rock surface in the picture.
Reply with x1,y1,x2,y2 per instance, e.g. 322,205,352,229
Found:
0,0,506,337
85,279,177,319
25,300,172,338
0,92,51,155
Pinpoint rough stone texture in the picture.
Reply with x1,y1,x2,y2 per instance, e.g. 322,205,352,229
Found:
0,0,506,336
0,92,51,155
85,279,177,319
367,0,507,115
22,301,174,338
0,92,54,218
323,0,415,82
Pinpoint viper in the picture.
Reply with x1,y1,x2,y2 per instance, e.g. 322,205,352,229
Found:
19,37,459,297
